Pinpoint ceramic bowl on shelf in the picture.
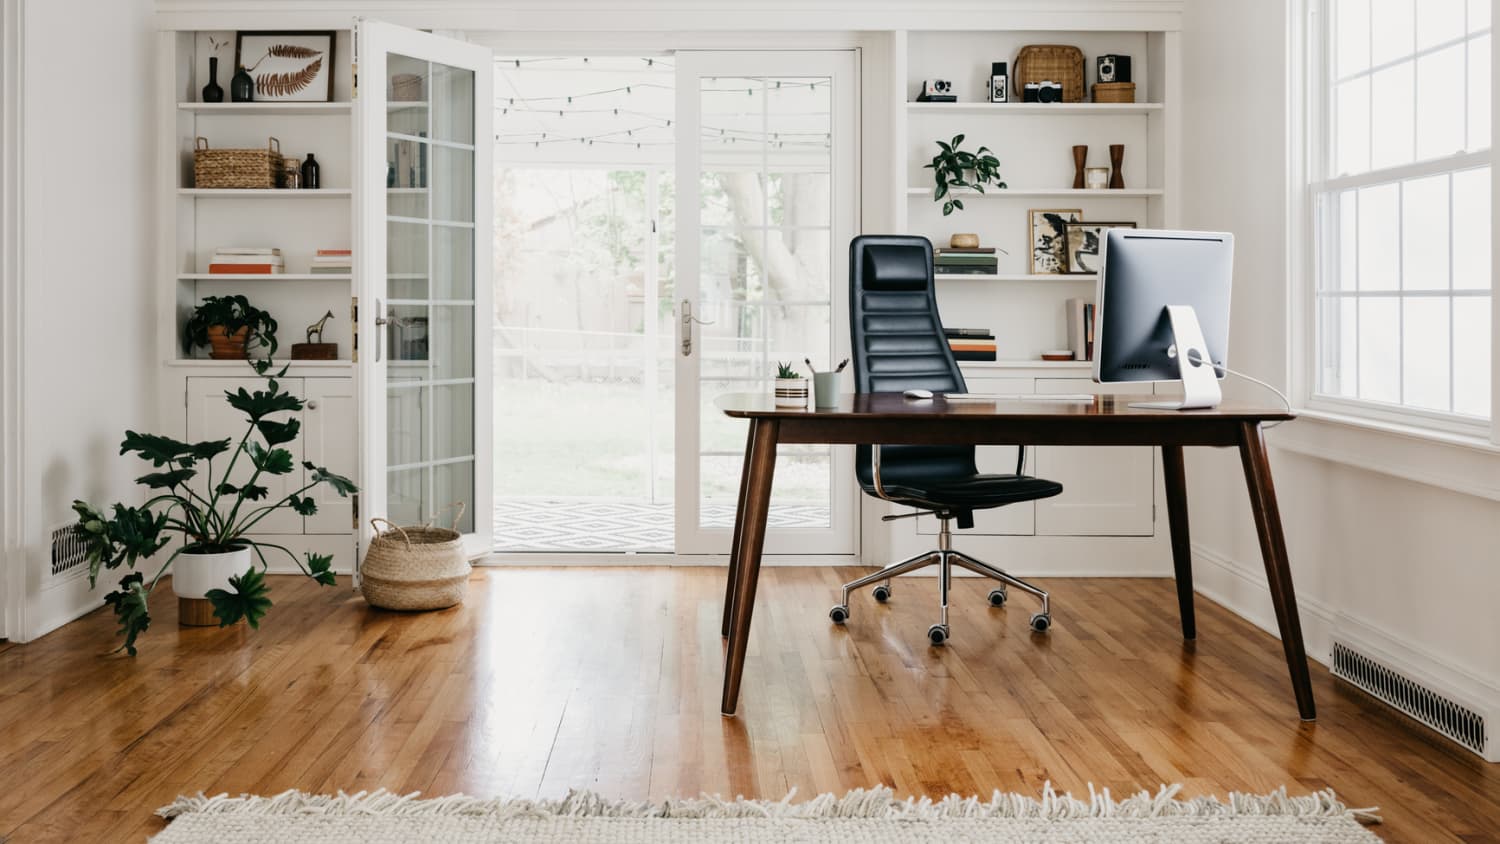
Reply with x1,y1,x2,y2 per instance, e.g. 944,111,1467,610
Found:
949,233,980,249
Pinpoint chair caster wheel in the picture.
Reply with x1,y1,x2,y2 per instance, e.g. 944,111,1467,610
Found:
872,585,892,603
987,589,1007,607
1029,613,1051,633
829,605,849,625
927,624,948,646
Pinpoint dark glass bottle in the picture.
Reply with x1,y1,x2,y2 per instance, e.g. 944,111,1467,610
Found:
201,57,224,103
300,154,320,189
230,65,254,102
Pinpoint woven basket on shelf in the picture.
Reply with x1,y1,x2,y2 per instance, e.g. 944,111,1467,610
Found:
193,136,284,189
1092,82,1137,104
1012,45,1086,103
360,505,471,611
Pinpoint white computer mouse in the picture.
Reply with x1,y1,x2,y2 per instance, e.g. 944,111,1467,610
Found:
903,389,934,400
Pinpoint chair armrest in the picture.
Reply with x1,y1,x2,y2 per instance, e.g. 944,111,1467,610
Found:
871,444,895,501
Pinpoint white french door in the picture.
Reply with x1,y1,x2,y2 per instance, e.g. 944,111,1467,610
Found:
673,51,857,556
357,21,493,557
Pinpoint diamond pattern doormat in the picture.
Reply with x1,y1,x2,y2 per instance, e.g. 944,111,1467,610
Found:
153,784,1382,843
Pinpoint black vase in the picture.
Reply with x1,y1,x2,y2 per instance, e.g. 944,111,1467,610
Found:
300,153,320,190
230,65,254,102
201,57,224,103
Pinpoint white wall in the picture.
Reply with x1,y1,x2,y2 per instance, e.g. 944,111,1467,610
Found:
1180,0,1500,700
12,0,158,639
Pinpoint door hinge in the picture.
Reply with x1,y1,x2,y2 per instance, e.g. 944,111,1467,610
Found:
352,493,360,529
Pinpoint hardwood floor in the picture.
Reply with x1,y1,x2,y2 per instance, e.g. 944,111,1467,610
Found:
1,568,1496,842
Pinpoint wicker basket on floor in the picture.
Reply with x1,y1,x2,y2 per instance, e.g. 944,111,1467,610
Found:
360,505,471,611
193,136,284,189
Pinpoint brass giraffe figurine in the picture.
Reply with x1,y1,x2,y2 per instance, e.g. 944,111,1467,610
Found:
306,310,335,344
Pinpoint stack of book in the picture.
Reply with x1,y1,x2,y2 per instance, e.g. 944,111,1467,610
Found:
1066,298,1096,361
208,247,282,275
934,247,998,276
311,249,352,275
944,327,997,361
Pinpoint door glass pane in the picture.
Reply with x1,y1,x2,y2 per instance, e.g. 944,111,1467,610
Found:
385,53,478,531
697,74,835,530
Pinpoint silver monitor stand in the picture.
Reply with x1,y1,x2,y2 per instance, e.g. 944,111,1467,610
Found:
1128,305,1223,410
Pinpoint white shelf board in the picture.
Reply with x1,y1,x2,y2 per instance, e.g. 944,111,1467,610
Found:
937,273,1096,282
960,359,1092,370
908,187,1163,198
164,359,353,369
178,273,352,281
178,102,351,115
179,188,352,198
907,102,1162,116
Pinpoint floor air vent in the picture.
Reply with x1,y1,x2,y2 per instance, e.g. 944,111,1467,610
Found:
1331,640,1491,761
50,524,87,578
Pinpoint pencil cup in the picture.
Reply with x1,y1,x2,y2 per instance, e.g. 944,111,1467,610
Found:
813,371,840,408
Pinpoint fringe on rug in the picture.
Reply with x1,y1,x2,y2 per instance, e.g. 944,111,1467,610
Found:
157,783,1381,825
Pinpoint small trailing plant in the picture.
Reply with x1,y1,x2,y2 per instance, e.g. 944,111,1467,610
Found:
71,357,356,654
925,134,1006,216
776,361,800,379
183,295,279,370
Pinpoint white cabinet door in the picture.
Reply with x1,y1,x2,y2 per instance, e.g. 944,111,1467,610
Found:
917,376,1035,537
302,378,358,535
186,377,304,535
1033,378,1155,536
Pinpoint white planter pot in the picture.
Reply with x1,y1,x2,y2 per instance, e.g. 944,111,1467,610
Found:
774,377,808,407
171,547,252,600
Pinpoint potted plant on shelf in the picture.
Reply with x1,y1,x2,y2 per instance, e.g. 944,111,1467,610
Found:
774,361,808,408
70,364,356,654
925,134,1006,216
184,295,278,363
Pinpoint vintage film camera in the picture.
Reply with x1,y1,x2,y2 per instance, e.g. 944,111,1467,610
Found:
917,78,956,102
1096,54,1132,83
1023,80,1064,103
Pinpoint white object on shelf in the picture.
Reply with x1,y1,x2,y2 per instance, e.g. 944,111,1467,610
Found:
179,188,352,198
905,101,1163,115
177,273,352,281
178,102,352,115
906,187,1163,198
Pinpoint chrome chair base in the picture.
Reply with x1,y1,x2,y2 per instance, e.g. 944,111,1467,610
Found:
828,515,1051,642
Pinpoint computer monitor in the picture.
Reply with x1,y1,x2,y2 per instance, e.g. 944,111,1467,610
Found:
1093,229,1234,410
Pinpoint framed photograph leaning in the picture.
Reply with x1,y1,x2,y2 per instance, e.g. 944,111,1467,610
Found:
1063,221,1137,274
235,31,336,101
1028,208,1082,274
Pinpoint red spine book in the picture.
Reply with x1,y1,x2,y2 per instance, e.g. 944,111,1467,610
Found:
209,264,278,274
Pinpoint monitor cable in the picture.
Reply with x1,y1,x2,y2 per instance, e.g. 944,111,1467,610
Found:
1211,362,1292,429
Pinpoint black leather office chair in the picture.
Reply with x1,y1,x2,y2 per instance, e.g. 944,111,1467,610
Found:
831,235,1063,644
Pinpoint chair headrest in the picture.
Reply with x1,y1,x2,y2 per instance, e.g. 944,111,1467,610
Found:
861,243,929,291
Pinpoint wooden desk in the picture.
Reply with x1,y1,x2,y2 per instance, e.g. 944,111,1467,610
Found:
716,392,1311,720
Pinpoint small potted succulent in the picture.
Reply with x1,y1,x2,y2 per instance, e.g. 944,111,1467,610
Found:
774,361,808,408
184,295,278,361
71,361,355,654
925,133,1006,216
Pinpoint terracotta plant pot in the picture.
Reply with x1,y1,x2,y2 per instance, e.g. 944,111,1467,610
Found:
172,546,252,626
207,325,250,360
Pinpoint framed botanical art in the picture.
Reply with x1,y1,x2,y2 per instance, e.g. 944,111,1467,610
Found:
1064,221,1137,274
1028,208,1081,274
235,31,336,102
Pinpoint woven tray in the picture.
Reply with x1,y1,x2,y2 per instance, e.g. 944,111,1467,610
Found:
1093,82,1137,104
1013,45,1085,103
193,136,283,189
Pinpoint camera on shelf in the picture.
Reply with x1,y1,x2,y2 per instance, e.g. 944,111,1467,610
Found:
1023,80,1064,103
1097,54,1132,83
917,78,956,102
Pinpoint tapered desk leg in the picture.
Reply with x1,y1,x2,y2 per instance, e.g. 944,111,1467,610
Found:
721,418,778,716
722,422,757,637
1161,445,1196,640
1237,422,1317,721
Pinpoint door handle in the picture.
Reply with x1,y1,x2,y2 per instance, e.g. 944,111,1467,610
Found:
681,299,714,356
373,298,386,362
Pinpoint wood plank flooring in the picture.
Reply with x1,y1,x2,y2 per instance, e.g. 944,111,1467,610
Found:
1,568,1497,842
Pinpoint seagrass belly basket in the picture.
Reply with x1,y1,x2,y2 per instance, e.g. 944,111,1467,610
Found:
360,506,471,611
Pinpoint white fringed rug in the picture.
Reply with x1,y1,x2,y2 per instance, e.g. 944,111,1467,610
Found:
153,784,1382,843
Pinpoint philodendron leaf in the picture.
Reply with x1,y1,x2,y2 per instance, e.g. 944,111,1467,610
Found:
190,438,233,461
246,441,295,475
103,572,151,656
136,468,196,489
120,431,197,467
287,494,318,516
225,385,303,422
71,500,170,586
206,566,273,629
255,418,301,447
216,482,239,496
304,462,357,496
306,553,337,586
239,484,269,501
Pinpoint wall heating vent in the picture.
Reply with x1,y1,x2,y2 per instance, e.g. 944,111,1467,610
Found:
50,524,88,579
1331,640,1490,760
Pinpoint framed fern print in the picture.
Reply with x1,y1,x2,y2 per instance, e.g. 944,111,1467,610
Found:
235,31,336,102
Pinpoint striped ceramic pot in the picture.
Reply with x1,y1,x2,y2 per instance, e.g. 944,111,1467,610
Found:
774,377,808,408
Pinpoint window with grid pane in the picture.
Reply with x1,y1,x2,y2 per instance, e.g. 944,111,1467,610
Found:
1314,0,1492,424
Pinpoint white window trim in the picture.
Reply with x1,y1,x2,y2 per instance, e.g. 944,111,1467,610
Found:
1284,0,1500,497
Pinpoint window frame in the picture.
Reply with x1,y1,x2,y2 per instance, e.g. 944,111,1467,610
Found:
1297,0,1497,444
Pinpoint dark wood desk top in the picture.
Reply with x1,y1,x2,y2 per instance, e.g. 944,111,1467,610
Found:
717,392,1295,423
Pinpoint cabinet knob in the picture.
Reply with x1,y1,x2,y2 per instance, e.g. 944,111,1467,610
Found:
306,400,319,410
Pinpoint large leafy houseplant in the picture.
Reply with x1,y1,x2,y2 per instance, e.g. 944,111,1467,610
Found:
925,134,1006,216
72,363,355,654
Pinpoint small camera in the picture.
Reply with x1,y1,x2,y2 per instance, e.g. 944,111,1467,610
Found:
1024,80,1064,103
918,79,956,102
1096,54,1132,83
